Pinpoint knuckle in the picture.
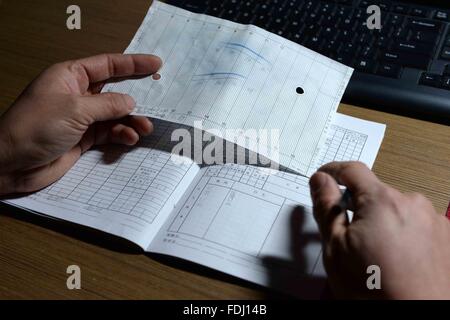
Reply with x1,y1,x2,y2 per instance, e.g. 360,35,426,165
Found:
66,60,85,77
70,97,92,125
50,61,69,73
103,54,116,77
377,185,397,199
343,161,366,170
329,228,343,244
408,192,432,208
375,186,401,207
338,161,367,179
105,93,125,115
73,96,85,113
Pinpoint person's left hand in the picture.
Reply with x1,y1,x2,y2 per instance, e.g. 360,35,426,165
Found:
0,53,162,195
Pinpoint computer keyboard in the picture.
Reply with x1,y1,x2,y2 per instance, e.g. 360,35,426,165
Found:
165,0,450,123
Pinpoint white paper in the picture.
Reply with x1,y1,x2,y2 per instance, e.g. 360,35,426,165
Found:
3,113,385,297
315,113,386,170
5,121,200,249
149,164,326,298
148,114,386,297
103,1,353,176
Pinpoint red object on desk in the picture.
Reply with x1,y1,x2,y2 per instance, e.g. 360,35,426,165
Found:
446,202,450,220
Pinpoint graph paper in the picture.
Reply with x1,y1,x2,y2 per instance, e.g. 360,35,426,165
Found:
103,1,353,176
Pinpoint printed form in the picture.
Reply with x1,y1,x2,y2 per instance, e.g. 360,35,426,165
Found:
6,114,385,296
103,1,353,176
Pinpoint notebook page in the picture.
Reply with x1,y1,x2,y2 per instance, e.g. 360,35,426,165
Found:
150,164,325,298
313,113,386,172
148,115,385,297
5,121,200,249
103,1,353,176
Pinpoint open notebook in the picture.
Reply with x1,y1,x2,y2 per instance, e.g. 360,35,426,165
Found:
5,114,385,297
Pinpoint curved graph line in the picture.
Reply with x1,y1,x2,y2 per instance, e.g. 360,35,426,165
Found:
193,72,247,79
224,42,271,64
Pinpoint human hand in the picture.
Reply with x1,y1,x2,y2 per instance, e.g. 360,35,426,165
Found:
309,161,450,299
0,54,162,195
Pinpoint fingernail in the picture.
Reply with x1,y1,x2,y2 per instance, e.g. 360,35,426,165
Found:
124,95,135,109
309,173,327,195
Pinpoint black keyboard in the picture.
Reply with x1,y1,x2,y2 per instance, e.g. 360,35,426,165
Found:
166,0,450,124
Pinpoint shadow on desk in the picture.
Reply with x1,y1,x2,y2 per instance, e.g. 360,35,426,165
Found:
0,201,328,299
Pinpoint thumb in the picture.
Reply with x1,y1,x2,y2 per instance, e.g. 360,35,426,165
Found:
79,92,135,123
309,172,347,242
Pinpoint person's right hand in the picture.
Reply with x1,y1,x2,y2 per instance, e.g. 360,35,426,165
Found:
309,161,450,299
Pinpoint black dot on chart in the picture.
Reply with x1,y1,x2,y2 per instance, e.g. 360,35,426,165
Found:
296,87,304,94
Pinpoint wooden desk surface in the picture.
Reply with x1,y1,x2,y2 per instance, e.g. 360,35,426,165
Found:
0,0,449,299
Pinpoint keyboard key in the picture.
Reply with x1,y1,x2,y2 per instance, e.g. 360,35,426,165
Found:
335,53,353,65
221,8,237,19
360,1,389,11
444,38,450,47
409,30,439,44
443,64,450,76
255,3,271,16
304,0,319,12
441,47,450,60
305,36,324,50
359,45,376,58
224,0,240,8
410,7,429,17
253,14,269,28
376,63,402,78
323,39,340,54
376,35,390,48
393,4,409,14
391,27,407,39
386,13,404,27
289,32,302,43
268,17,286,31
435,10,450,22
442,77,450,90
206,5,222,16
318,2,335,16
240,0,257,11
337,29,353,42
407,18,442,32
419,73,441,88
378,2,391,12
354,59,376,73
394,41,433,56
286,20,301,32
272,5,290,17
380,51,430,69
322,26,336,40
183,0,207,13
335,6,353,19
285,0,301,10
341,42,357,54
236,11,252,24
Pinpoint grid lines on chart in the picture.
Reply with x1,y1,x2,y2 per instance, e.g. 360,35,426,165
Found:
106,1,353,175
34,121,193,225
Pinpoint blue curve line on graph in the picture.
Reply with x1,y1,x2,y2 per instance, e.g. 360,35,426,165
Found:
224,42,270,64
193,72,247,79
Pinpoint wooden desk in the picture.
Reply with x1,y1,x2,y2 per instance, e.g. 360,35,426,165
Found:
0,0,449,299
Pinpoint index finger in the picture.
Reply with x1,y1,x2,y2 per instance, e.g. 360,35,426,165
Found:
71,53,162,88
318,161,382,196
